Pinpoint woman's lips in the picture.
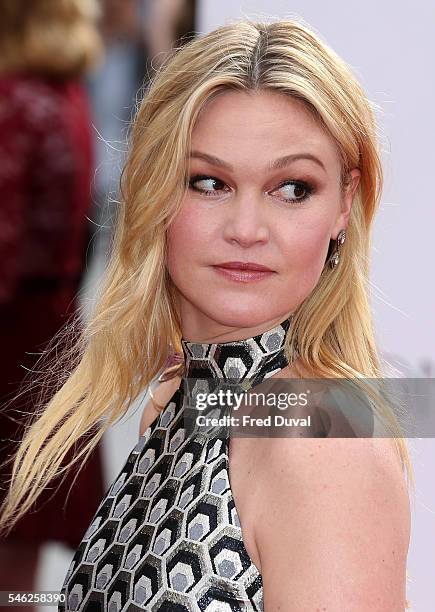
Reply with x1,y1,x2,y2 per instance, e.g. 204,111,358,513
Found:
212,265,275,283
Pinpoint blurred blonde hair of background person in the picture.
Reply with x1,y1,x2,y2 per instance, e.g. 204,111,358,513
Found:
0,0,103,77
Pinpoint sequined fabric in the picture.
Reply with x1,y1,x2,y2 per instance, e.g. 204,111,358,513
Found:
59,316,293,611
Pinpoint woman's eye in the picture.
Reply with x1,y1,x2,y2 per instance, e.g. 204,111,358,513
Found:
273,180,314,204
188,174,314,204
188,175,228,196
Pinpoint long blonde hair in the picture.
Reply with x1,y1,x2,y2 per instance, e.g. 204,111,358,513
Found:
0,0,102,77
0,17,414,545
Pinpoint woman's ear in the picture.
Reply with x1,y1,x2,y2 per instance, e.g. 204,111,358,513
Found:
343,168,361,206
333,167,361,237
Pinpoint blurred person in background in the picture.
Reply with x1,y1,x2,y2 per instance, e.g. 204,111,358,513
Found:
143,0,197,65
87,0,197,267
0,0,105,607
87,0,151,265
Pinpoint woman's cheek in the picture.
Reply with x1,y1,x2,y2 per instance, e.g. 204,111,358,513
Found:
166,205,207,279
280,229,329,287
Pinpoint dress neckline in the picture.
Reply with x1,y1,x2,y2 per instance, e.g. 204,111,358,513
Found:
180,315,293,389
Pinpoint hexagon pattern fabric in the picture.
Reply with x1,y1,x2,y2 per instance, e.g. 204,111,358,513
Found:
59,316,292,611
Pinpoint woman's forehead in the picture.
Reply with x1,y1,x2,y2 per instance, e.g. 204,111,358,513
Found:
190,91,339,176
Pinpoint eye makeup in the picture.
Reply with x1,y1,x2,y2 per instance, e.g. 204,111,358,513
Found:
187,174,316,205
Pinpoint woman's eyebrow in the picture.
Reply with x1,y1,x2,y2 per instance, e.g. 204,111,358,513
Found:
189,150,326,173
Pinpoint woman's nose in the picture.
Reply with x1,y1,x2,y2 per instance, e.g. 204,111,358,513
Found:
222,193,269,247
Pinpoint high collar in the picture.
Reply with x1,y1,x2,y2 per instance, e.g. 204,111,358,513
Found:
180,315,293,388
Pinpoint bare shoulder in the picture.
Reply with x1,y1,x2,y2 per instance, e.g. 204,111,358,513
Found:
254,437,411,610
139,375,182,437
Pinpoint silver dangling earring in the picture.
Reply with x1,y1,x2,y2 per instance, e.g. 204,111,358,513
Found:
329,229,346,270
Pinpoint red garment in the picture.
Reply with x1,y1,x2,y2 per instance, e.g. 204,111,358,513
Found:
0,74,104,547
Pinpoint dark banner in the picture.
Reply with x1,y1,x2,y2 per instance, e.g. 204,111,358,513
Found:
179,377,435,438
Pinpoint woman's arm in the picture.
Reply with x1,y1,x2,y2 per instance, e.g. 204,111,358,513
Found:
139,375,182,437
254,437,410,611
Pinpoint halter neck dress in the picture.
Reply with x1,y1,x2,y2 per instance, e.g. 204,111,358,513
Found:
59,316,293,611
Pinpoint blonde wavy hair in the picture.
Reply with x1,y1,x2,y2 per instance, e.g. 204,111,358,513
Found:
0,0,102,77
0,18,414,602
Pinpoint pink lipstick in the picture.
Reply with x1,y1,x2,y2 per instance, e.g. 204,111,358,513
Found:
212,261,275,283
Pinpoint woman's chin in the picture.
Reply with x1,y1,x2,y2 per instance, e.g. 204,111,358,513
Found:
197,307,283,330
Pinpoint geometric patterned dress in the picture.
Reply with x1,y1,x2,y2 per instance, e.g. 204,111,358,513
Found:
59,316,293,611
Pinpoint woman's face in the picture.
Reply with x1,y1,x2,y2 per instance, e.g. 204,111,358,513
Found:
166,90,360,342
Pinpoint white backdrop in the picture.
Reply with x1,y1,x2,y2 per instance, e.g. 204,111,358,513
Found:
196,2,435,610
